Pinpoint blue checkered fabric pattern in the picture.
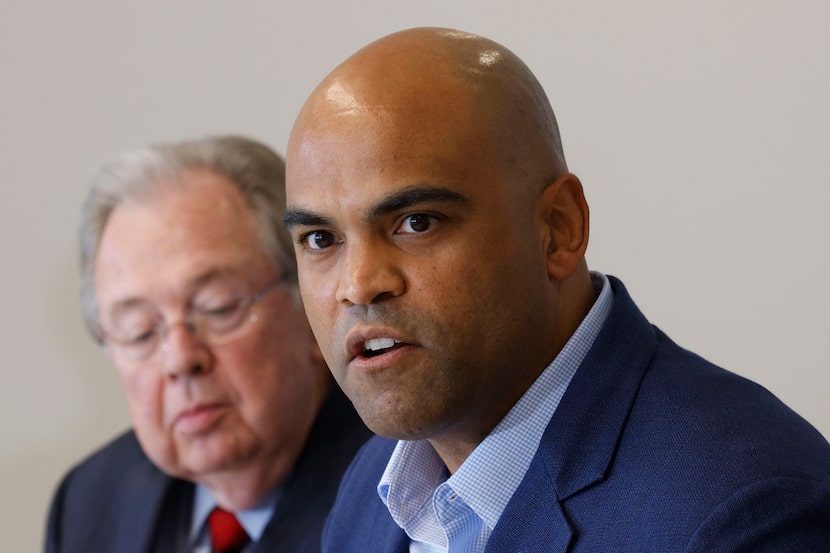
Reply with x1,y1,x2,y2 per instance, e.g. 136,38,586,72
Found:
378,272,614,553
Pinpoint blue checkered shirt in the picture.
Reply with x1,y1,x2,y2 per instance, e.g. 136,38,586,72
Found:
377,272,613,553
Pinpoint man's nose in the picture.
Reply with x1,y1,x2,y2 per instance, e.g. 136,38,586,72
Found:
161,322,212,378
335,239,406,306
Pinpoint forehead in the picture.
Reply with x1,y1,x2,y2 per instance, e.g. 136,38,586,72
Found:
286,86,501,214
94,170,271,301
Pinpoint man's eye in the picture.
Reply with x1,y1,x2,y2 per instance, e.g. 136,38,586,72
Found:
398,214,435,234
124,327,157,345
202,301,241,319
303,230,337,250
197,300,245,332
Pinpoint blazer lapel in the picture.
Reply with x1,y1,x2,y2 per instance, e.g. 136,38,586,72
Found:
488,277,658,552
253,388,371,552
114,459,190,553
366,504,411,553
544,276,656,501
485,456,573,553
113,459,169,553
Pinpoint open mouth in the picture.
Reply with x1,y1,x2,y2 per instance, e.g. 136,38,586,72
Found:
362,337,403,358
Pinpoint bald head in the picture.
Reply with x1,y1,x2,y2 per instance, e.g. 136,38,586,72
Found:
288,27,567,191
285,28,593,453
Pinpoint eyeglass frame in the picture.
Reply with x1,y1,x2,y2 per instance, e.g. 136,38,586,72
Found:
99,274,291,364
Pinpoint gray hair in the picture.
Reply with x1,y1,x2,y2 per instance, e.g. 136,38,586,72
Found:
80,135,296,341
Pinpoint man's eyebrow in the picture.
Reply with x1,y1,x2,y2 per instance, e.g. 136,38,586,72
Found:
108,297,154,320
283,210,332,229
283,186,470,229
369,186,470,221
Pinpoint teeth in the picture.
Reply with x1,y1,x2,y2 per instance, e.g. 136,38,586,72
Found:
364,338,399,352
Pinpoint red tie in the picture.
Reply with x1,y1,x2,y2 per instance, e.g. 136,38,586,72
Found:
207,507,250,553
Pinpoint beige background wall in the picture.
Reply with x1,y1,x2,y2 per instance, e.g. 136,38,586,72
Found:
2,1,827,550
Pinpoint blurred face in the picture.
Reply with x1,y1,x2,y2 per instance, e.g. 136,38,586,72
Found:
94,170,325,483
285,77,556,443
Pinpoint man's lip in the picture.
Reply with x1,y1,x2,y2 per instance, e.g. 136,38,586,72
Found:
177,402,222,418
349,342,417,373
345,327,416,361
173,402,227,429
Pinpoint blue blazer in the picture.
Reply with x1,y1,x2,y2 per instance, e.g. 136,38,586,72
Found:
323,277,830,552
46,387,371,553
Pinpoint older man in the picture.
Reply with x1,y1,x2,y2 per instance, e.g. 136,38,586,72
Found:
283,28,830,552
46,136,371,552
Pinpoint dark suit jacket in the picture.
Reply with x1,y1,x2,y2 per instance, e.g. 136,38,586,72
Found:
323,277,830,552
46,387,372,553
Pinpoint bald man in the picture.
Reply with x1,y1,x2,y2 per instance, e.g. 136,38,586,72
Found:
284,28,830,552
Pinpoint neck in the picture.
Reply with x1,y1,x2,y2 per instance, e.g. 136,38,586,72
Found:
429,266,597,474
199,455,292,511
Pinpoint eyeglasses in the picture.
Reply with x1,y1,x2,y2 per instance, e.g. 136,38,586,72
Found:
101,276,288,363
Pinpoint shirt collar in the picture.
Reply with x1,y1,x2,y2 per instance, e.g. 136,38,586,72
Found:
190,483,282,545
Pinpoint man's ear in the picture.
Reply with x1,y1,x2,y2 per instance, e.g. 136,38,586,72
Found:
539,173,589,281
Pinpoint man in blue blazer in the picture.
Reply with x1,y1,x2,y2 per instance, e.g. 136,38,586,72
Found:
283,28,830,551
46,136,371,552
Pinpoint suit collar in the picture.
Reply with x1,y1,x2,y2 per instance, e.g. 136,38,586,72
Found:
114,450,191,553
257,386,371,551
542,276,656,499
487,276,656,551
484,458,574,552
368,505,411,553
